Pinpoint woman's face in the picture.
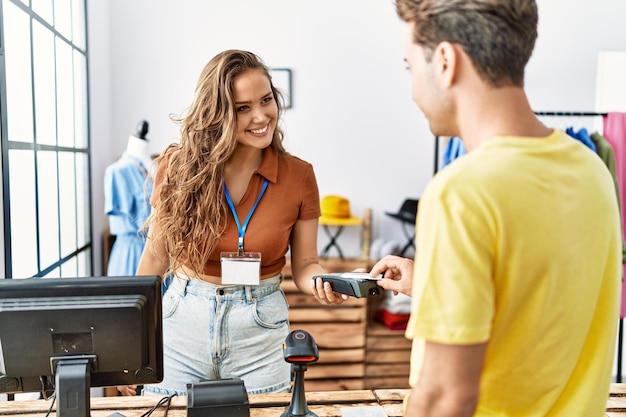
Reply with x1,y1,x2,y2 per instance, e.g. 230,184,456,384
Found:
233,69,278,150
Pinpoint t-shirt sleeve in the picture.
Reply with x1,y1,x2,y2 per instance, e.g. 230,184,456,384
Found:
299,163,321,220
406,178,495,345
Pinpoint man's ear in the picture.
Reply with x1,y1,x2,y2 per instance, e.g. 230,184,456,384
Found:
433,41,458,88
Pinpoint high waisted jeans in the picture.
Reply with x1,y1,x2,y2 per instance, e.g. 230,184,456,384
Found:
142,274,291,396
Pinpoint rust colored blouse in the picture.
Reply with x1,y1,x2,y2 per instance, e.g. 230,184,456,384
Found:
151,146,321,277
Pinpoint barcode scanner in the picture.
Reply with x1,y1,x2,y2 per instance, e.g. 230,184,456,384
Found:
283,330,319,364
281,330,319,417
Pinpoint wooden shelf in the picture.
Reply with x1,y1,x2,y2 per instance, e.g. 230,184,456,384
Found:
281,257,411,391
365,322,411,389
281,271,368,390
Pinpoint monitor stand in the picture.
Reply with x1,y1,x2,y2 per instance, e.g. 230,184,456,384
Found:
52,355,96,417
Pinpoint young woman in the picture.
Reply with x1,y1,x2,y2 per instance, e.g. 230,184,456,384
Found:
120,50,345,397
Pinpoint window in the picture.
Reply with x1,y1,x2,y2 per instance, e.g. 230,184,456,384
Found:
0,0,92,279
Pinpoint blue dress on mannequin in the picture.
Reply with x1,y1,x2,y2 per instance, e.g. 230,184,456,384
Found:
104,152,152,276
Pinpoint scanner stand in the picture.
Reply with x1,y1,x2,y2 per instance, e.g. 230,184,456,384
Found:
281,363,318,417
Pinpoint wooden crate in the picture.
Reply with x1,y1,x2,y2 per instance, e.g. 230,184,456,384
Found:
283,257,413,391
365,322,412,389
282,258,372,390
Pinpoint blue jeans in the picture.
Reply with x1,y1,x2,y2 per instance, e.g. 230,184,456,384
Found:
142,274,291,396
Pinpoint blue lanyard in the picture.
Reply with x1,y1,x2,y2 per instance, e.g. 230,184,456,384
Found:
224,178,269,255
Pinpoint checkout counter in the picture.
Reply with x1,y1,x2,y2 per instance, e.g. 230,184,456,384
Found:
2,385,626,417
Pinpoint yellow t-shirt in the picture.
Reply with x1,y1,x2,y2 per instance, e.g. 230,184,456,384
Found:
406,130,621,416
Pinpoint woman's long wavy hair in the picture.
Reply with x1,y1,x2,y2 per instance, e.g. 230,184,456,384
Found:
147,50,286,277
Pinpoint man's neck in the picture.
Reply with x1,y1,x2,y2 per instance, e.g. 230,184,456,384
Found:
457,86,552,151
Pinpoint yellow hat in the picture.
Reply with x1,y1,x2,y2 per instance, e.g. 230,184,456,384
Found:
319,195,362,226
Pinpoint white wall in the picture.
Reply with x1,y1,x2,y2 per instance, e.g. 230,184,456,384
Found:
88,0,626,273
596,51,626,112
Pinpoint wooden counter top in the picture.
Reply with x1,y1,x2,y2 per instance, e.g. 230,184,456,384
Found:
0,389,401,417
2,384,626,417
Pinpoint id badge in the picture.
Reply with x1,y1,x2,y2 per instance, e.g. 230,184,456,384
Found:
220,252,261,285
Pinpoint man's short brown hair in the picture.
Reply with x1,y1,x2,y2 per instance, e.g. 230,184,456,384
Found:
396,0,538,87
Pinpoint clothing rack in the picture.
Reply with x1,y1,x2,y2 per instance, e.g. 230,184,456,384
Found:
433,136,440,175
535,110,623,383
537,111,623,384
534,111,607,117
434,110,623,383
434,112,609,173
434,112,609,172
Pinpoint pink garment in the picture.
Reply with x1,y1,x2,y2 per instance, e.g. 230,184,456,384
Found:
603,112,626,318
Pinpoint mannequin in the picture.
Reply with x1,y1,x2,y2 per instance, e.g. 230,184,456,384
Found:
104,120,154,276
124,120,152,173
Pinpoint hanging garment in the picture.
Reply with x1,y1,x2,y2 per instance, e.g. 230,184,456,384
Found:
565,127,598,153
442,136,467,169
590,131,626,264
603,112,626,317
104,153,153,276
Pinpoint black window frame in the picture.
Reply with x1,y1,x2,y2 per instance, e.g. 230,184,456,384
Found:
0,0,93,279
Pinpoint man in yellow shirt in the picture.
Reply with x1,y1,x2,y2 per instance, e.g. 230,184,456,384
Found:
370,1,622,416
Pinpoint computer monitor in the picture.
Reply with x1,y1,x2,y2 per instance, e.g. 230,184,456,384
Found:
0,275,163,417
